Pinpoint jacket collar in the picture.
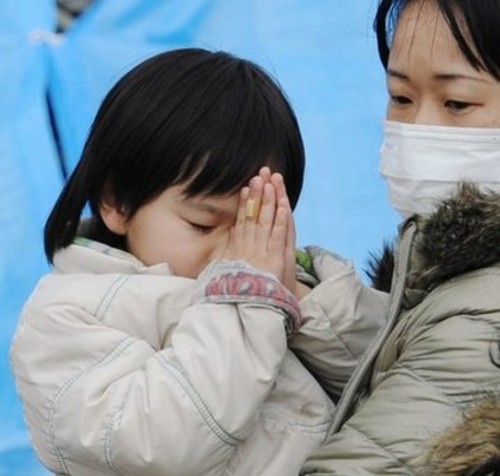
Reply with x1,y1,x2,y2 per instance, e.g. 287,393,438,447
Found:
370,183,500,297
53,237,173,276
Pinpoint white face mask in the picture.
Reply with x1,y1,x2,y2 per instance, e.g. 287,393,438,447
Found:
380,120,500,218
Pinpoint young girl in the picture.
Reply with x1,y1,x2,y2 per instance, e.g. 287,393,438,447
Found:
11,48,338,475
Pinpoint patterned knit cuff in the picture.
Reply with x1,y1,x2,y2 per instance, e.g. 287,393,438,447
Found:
196,260,301,337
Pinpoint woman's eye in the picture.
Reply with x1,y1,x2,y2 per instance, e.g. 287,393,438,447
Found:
445,100,473,112
390,95,412,106
189,222,216,234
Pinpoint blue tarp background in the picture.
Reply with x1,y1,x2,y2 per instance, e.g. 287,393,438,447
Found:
0,0,399,473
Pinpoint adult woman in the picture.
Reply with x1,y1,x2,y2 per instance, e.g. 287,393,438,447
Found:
302,0,500,474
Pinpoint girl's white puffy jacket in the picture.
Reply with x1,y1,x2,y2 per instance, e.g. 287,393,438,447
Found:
11,239,388,476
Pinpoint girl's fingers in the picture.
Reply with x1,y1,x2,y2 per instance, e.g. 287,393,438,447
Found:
286,207,296,255
270,172,294,254
225,170,292,283
271,173,287,204
255,182,276,245
236,187,250,227
246,175,264,221
259,166,271,184
284,204,297,293
268,198,289,256
230,186,250,245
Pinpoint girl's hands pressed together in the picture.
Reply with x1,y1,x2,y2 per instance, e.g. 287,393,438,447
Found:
222,168,293,285
262,167,311,300
268,170,299,296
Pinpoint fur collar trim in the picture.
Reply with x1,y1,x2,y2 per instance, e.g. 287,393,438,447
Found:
367,183,500,293
416,396,500,476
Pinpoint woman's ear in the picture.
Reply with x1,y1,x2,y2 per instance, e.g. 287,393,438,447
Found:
99,196,128,235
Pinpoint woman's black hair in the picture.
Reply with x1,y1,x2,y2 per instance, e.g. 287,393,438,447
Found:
374,0,500,80
44,48,305,262
468,457,500,476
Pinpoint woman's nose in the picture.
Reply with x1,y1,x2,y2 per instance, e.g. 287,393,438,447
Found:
412,101,445,126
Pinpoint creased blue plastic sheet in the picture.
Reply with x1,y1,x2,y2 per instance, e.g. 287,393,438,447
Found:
1,0,399,474
0,0,61,474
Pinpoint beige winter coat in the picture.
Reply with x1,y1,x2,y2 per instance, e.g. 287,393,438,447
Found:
302,184,500,475
11,237,387,476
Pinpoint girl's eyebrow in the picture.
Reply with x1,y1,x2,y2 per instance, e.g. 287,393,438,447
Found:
183,197,235,218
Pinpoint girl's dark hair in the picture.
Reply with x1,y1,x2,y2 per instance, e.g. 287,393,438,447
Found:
374,0,500,80
45,48,305,262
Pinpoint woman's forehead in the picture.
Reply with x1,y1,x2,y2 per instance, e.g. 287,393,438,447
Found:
389,1,475,72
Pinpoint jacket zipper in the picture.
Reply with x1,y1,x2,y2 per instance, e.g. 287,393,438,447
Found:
325,221,417,437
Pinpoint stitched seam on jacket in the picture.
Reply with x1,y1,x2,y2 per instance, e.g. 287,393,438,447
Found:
203,295,293,335
327,224,417,437
327,321,357,362
94,275,131,321
47,337,136,474
393,313,498,401
390,362,454,403
103,404,125,475
393,358,494,406
317,300,357,363
344,421,418,475
260,414,332,433
155,352,241,446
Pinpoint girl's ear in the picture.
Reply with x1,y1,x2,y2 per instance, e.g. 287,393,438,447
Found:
99,196,128,236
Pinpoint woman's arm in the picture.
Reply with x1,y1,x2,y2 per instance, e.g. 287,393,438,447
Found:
290,246,389,401
301,310,500,475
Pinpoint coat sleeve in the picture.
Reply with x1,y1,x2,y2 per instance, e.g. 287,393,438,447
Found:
300,308,500,475
290,246,389,401
11,261,298,475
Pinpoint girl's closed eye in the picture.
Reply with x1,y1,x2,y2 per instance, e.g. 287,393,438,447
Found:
187,221,216,234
